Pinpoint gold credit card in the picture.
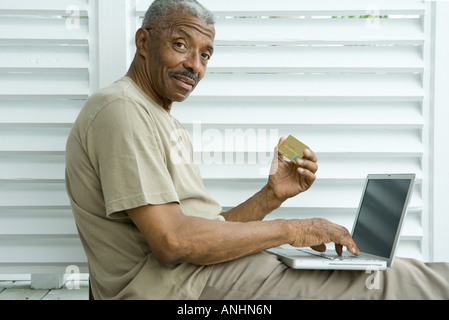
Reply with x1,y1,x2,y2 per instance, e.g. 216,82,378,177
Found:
278,135,309,162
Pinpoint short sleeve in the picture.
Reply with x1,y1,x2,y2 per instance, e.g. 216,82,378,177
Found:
86,98,179,218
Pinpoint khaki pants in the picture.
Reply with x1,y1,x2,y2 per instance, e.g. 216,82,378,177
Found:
199,251,449,300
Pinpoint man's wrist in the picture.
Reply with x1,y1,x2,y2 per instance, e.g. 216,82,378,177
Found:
261,184,283,212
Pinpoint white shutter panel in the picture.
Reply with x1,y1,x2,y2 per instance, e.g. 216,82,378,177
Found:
0,0,437,276
0,0,89,273
137,0,429,260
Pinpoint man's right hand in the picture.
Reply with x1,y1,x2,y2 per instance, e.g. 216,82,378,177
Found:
286,218,360,256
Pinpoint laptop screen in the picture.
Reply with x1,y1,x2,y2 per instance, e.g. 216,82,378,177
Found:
351,178,412,259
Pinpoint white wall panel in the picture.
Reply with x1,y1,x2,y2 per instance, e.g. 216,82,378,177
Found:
0,0,89,273
155,0,429,261
137,0,425,17
0,0,88,15
0,17,88,45
430,1,449,262
191,73,424,100
0,100,84,124
208,46,424,73
213,17,424,45
0,0,445,276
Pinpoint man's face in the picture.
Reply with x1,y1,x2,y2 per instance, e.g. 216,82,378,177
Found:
144,14,215,107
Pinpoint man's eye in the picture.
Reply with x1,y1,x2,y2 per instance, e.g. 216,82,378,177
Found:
175,42,186,49
202,53,211,60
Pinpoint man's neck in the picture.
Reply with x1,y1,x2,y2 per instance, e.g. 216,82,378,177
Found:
125,62,173,114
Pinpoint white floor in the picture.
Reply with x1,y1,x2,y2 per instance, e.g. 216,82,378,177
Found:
0,280,89,300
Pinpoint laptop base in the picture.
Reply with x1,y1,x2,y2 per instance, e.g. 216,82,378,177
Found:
267,247,387,271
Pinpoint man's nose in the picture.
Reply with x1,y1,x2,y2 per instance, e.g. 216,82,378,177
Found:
183,51,202,74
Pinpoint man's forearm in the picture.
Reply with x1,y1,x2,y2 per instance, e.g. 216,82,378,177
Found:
128,202,291,266
220,184,282,222
128,200,359,267
173,215,291,266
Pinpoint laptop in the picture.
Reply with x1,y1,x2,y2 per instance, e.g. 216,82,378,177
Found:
267,174,415,270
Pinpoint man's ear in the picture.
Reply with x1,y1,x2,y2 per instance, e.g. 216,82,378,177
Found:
135,28,150,58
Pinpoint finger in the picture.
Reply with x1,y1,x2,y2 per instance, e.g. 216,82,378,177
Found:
303,148,318,163
311,244,326,253
296,158,318,174
335,243,343,256
338,236,360,256
330,224,360,256
275,137,287,159
278,137,286,146
350,243,360,256
342,234,360,256
296,166,316,184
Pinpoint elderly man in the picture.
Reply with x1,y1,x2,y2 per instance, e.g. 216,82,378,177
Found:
66,0,449,300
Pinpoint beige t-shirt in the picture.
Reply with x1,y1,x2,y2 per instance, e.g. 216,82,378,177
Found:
65,77,224,300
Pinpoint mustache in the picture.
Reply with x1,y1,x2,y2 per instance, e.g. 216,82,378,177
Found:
170,70,198,85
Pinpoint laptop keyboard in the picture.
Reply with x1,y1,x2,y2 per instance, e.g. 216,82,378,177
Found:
297,248,377,262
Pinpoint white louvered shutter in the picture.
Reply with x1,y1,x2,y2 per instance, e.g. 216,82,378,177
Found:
0,0,89,273
0,0,440,276
137,0,430,260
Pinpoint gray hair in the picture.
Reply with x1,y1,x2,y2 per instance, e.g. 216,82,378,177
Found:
142,0,215,30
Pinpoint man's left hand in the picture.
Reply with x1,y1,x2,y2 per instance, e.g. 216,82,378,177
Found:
267,137,318,204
